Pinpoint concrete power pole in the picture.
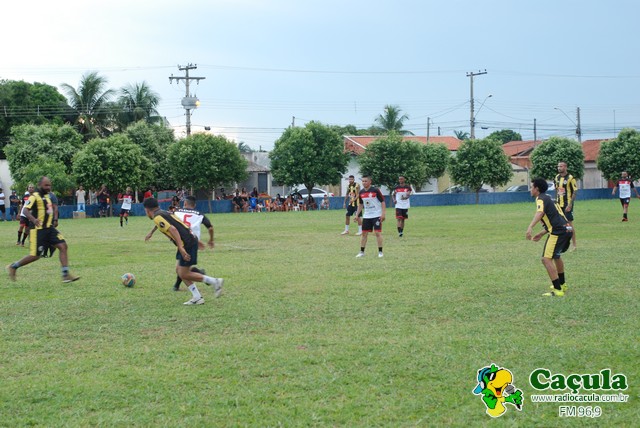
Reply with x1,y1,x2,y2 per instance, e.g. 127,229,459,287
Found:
576,107,582,143
467,70,487,139
169,64,206,136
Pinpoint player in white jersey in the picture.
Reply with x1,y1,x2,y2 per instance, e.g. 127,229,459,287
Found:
392,175,412,237
612,171,640,221
354,176,386,258
146,195,215,290
118,188,134,227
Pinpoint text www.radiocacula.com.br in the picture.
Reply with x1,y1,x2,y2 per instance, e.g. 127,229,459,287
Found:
529,393,629,403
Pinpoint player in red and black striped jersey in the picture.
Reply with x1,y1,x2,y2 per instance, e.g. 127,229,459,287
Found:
354,176,386,258
16,184,34,246
526,178,573,297
392,175,412,237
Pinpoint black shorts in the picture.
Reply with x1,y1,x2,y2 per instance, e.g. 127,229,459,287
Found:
346,205,358,216
0,205,5,213
29,227,66,257
395,208,409,219
120,209,130,216
176,244,198,267
542,231,572,259
20,216,29,227
362,217,382,232
620,198,631,206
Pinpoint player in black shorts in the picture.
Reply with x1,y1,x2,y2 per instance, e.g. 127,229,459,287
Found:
341,175,362,235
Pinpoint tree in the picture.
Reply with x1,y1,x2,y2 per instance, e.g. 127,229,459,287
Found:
487,129,522,145
454,130,470,140
357,133,429,192
449,138,513,203
125,121,175,189
116,82,161,130
167,133,248,204
237,142,253,154
61,71,116,140
0,80,72,158
14,158,76,197
422,143,450,184
530,136,584,180
597,128,640,181
270,121,348,194
373,105,414,135
73,134,152,193
5,124,83,184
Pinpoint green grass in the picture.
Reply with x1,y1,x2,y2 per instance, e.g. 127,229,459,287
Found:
1,200,639,426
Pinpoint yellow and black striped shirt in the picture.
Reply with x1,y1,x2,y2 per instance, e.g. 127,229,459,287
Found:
536,193,568,235
23,192,54,229
554,173,577,209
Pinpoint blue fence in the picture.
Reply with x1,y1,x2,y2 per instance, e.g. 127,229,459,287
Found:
52,188,612,219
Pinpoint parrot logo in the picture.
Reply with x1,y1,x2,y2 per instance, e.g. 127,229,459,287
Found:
472,364,524,418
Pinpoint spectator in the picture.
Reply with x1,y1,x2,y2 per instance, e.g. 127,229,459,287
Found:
9,190,20,221
0,186,5,221
305,195,317,211
232,191,246,213
76,185,87,212
250,187,259,198
320,194,330,210
97,185,110,217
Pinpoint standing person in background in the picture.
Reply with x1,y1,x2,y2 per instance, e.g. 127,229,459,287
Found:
554,161,578,251
354,176,386,258
0,186,5,221
75,185,86,212
119,187,134,226
611,171,640,221
392,176,412,237
16,184,34,246
97,185,110,217
9,190,19,221
341,175,362,236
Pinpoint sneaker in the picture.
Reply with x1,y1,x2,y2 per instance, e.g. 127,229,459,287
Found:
15,242,20,246
340,230,349,235
173,284,181,291
399,233,403,237
62,274,80,283
378,252,384,258
355,232,362,236
355,251,365,258
549,284,568,292
184,297,205,305
211,278,224,298
6,264,17,282
542,290,565,297
622,218,628,222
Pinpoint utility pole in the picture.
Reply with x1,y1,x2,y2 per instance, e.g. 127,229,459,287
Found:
534,118,537,143
576,107,582,143
467,70,487,139
169,64,205,136
426,117,431,142
291,116,296,128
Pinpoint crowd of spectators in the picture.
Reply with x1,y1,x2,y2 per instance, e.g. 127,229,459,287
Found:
230,187,330,213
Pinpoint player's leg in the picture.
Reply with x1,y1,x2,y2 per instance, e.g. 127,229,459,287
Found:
342,207,352,234
6,228,43,281
374,218,384,257
541,234,563,296
52,231,79,282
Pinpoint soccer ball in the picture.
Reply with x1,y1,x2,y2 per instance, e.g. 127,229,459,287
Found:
121,273,136,287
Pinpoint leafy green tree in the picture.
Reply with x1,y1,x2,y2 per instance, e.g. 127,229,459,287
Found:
454,130,470,140
5,124,83,183
116,82,161,130
530,136,584,180
449,138,513,203
597,128,640,181
73,134,151,193
61,71,116,140
357,133,428,192
167,133,248,202
125,121,175,189
373,105,414,135
270,121,348,194
14,158,76,197
237,142,253,154
0,80,72,158
423,143,450,183
487,129,522,144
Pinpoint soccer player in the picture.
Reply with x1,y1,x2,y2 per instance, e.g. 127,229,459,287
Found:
6,177,80,283
119,187,134,227
554,161,578,251
143,197,223,305
16,184,34,246
611,171,640,221
354,176,386,258
526,178,573,297
341,175,362,235
146,196,214,291
392,175,412,237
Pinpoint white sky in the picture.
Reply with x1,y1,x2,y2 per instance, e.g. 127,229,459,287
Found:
2,0,640,150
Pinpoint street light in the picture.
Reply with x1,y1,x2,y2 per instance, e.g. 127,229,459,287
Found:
471,94,492,139
554,107,582,143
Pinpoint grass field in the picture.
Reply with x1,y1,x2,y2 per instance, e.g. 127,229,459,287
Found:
1,200,639,426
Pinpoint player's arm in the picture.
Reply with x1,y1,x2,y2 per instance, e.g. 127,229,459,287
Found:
526,211,544,240
611,183,617,196
203,215,214,248
391,189,397,205
379,190,386,222
568,178,577,209
355,199,363,218
633,183,640,198
145,226,158,241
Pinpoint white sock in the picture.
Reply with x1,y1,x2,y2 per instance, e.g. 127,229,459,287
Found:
345,225,350,232
188,284,202,299
358,225,362,233
202,275,216,285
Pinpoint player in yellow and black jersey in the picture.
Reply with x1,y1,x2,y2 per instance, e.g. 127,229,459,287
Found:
6,176,80,283
554,161,578,250
341,175,362,235
143,197,223,305
526,178,573,297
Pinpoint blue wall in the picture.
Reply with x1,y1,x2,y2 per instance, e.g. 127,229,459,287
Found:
54,188,612,219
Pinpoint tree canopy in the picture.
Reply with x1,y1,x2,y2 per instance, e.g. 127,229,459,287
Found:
597,128,640,181
116,82,162,130
73,133,151,192
422,143,450,184
449,138,513,202
14,159,76,197
373,105,414,135
530,136,584,180
487,129,522,145
5,124,83,184
124,121,175,189
270,121,348,192
167,133,248,194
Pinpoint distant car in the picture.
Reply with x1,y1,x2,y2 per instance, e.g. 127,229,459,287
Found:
287,187,334,200
505,185,529,192
442,185,489,194
157,190,177,203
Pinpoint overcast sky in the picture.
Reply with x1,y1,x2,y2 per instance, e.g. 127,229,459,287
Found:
2,0,639,150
